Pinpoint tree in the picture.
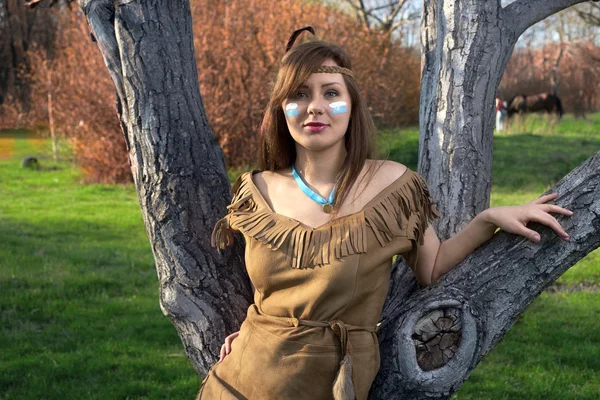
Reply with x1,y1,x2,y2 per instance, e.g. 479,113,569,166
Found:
41,0,600,398
336,0,420,35
577,1,600,25
0,0,65,106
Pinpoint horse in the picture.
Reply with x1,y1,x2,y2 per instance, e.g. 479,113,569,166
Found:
506,93,563,119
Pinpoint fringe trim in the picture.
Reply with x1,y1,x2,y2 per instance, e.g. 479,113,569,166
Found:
364,173,439,269
211,171,439,269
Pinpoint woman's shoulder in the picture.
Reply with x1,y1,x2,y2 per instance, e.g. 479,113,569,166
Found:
248,168,293,197
362,159,410,194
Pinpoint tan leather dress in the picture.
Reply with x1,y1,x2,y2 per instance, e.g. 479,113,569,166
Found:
198,168,438,400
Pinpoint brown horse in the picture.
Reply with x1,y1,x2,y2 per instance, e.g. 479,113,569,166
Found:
507,93,563,119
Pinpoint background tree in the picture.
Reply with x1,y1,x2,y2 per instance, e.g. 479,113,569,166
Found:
336,0,420,34
577,1,600,25
32,0,600,398
0,0,67,106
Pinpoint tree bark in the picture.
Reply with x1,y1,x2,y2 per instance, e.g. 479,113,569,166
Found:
78,0,252,376
73,0,599,398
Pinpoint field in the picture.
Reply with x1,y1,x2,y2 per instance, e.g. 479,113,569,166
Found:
1,114,599,399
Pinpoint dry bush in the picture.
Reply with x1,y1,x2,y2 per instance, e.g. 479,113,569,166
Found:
2,10,131,183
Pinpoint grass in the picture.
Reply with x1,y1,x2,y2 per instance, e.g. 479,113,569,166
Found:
0,134,200,399
1,113,599,399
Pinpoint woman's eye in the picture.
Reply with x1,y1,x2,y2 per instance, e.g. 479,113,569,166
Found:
294,92,308,99
325,91,338,98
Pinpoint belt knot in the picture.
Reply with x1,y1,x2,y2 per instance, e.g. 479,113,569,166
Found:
328,320,349,356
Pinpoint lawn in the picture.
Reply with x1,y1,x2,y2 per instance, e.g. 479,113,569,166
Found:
1,114,599,399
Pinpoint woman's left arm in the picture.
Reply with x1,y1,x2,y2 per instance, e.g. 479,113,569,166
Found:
414,193,573,286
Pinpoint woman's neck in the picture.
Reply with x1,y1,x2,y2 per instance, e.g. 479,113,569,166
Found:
294,145,347,186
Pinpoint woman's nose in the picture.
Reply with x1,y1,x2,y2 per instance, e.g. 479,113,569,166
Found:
307,98,325,115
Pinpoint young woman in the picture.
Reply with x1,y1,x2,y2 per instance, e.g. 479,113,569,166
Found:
199,30,571,400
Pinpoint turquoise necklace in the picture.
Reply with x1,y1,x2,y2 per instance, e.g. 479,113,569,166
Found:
291,164,336,214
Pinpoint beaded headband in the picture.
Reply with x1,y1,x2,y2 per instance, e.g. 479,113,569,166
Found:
285,26,354,79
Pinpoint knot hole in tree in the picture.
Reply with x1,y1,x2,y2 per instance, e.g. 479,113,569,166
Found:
412,307,462,371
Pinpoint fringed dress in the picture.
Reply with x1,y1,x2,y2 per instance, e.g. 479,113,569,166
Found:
198,168,438,400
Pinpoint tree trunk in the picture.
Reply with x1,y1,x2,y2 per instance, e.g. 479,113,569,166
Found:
1,0,29,104
419,0,514,240
419,0,592,240
78,0,252,375
74,0,599,398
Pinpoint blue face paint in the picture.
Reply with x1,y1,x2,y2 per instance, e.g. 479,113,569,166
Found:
285,103,299,118
329,101,348,114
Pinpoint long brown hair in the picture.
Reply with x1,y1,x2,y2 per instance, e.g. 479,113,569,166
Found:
258,40,379,217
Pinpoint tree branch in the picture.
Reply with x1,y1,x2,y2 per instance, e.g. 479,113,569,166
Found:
75,0,127,112
388,13,419,33
384,0,409,26
342,0,415,33
504,0,593,37
343,0,373,29
373,150,600,398
577,3,600,26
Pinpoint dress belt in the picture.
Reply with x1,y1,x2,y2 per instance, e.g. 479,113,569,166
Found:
284,316,377,360
247,305,377,400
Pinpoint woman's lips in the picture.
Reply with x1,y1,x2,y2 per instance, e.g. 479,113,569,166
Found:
304,123,328,133
305,125,327,132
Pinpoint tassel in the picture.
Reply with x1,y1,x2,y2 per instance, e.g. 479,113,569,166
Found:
211,217,233,251
332,354,355,400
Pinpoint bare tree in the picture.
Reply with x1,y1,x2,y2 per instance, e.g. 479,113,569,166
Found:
31,0,600,398
337,0,420,35
0,0,67,105
577,1,600,25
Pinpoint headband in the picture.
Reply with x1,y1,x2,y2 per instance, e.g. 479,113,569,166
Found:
284,26,354,79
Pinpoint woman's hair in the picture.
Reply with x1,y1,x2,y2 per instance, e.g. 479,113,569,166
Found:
258,40,379,217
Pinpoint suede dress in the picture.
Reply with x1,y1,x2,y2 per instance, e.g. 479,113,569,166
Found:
198,168,438,400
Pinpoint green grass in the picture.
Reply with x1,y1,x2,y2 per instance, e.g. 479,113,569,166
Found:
1,114,599,399
453,292,600,400
0,133,200,399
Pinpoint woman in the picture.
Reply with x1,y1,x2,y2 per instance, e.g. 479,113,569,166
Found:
199,29,571,400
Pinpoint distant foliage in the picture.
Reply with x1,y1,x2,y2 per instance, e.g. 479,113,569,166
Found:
498,42,600,117
1,0,420,181
1,10,131,183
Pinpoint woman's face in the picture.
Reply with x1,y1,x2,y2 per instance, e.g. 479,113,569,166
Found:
282,59,352,153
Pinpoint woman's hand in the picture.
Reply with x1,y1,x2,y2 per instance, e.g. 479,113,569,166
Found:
217,331,240,364
485,193,572,242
